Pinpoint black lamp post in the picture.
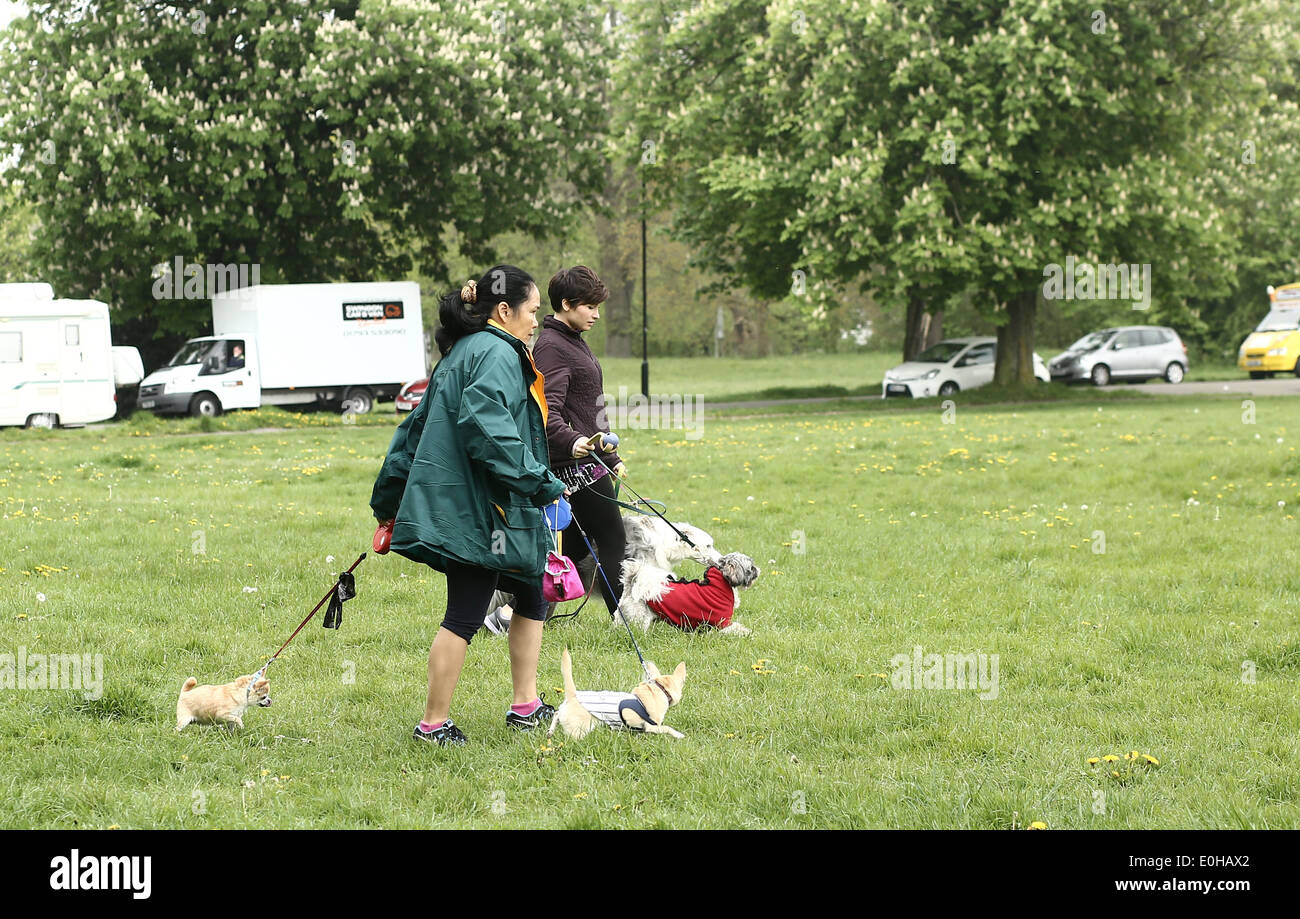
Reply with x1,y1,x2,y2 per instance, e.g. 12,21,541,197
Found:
640,173,649,399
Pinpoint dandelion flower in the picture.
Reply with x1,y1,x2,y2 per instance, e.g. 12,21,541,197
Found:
37,593,46,603
1087,757,1100,765
1142,754,1159,765
1102,754,1119,763
1027,821,1047,830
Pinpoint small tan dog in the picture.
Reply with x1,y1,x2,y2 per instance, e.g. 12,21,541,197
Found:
175,674,272,731
548,648,686,740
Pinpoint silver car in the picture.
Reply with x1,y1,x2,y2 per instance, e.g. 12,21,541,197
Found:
1048,326,1188,386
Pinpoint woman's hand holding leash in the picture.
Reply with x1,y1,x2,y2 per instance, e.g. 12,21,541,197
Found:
575,431,620,460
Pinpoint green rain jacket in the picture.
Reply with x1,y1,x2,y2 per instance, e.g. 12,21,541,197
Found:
369,322,566,578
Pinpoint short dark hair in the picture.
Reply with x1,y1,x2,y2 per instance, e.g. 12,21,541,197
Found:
548,266,608,313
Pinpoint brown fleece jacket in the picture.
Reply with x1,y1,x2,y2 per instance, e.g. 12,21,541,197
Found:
532,315,623,473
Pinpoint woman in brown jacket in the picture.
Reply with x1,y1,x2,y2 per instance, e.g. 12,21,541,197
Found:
531,266,626,617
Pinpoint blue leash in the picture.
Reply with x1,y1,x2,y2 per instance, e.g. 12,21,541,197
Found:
565,514,652,680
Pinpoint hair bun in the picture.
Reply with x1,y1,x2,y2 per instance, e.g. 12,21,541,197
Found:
460,279,478,304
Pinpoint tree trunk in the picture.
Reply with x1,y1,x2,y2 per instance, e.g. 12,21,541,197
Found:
923,309,943,350
903,295,924,360
903,295,944,360
993,288,1038,385
594,164,637,358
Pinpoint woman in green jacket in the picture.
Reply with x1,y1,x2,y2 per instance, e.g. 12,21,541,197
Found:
370,265,567,746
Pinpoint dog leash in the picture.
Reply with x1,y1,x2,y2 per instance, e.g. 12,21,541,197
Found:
566,515,653,681
247,553,365,694
584,450,700,551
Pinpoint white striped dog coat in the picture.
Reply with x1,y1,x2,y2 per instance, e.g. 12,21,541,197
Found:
572,690,657,730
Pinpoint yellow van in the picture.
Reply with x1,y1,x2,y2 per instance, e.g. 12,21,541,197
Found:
1238,283,1300,378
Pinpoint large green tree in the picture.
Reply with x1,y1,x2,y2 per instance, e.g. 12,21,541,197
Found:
0,182,38,282
0,0,608,356
621,0,1286,381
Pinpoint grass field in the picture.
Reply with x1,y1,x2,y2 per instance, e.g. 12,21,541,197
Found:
599,352,1250,403
2,387,1298,828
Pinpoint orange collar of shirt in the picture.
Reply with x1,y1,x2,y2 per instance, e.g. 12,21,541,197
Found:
487,319,547,427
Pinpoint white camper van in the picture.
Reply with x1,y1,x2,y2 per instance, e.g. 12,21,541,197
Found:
137,281,426,417
0,285,118,428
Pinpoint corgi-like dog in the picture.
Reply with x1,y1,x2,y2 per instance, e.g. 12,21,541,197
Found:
175,674,271,731
548,648,686,740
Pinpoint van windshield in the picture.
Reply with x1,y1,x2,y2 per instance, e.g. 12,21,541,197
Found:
1064,330,1115,352
165,340,220,367
1255,308,1300,333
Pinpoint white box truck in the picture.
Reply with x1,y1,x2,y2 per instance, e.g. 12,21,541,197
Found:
0,284,119,428
137,281,426,417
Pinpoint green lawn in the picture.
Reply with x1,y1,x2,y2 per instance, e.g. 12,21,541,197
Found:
2,392,1298,828
599,352,1251,403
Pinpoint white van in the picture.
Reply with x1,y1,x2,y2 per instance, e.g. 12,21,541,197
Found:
0,288,117,428
137,281,426,416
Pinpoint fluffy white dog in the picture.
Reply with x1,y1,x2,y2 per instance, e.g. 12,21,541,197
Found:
619,551,760,636
621,515,720,569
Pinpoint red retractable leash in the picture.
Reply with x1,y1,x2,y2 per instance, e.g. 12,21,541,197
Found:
246,553,365,693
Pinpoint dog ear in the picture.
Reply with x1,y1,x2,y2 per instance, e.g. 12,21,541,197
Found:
236,675,252,686
254,679,269,690
643,660,661,678
672,662,686,684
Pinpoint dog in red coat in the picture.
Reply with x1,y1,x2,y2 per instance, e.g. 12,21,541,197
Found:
619,552,760,635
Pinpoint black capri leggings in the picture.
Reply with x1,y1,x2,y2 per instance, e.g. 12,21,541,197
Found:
441,558,546,644
561,475,626,616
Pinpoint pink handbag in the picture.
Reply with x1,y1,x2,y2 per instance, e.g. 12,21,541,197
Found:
542,551,585,603
542,524,586,603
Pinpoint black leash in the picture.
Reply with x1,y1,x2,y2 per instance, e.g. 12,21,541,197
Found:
585,451,700,550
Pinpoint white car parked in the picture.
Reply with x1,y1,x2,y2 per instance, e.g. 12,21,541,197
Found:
882,336,1050,399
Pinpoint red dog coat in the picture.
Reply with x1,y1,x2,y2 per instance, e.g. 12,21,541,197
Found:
647,566,735,630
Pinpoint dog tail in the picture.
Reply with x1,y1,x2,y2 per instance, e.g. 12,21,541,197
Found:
561,648,580,703
180,677,197,693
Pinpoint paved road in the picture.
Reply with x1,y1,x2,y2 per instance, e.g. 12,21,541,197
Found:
1096,377,1300,397
705,376,1300,410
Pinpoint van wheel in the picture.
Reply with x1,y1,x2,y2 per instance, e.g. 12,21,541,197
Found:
341,386,373,415
26,413,58,429
938,381,959,397
1090,364,1111,386
1164,362,1185,384
189,393,221,418
1293,359,1300,378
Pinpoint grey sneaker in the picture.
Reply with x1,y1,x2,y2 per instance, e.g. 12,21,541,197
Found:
483,602,513,636
412,719,467,746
